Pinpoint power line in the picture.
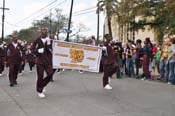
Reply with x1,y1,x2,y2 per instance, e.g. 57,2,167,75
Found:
73,10,96,16
5,21,22,28
21,4,96,25
5,5,96,29
72,6,96,14
15,0,58,24
32,5,96,21
30,0,67,21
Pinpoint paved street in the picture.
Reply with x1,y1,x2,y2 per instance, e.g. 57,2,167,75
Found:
0,67,175,116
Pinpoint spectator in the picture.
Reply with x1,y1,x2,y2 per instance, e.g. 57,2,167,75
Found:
167,37,175,85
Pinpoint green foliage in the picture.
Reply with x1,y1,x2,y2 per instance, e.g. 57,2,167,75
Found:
98,0,119,37
32,9,68,35
17,27,38,42
113,0,175,41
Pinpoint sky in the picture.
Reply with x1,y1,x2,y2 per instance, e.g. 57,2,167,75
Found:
0,0,105,39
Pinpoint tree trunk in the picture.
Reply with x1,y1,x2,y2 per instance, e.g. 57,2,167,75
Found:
57,30,60,40
107,17,113,39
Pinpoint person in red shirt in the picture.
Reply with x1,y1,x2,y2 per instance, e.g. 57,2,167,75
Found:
151,42,157,78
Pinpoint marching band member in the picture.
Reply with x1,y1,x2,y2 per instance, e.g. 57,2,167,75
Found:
31,27,53,98
48,33,56,82
6,35,25,87
102,34,117,90
0,41,5,76
19,41,27,75
27,43,35,72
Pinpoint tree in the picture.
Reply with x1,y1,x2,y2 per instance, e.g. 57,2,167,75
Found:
114,0,175,42
12,8,68,42
53,9,68,39
10,8,68,42
98,0,119,38
17,27,38,42
32,8,68,39
69,23,89,42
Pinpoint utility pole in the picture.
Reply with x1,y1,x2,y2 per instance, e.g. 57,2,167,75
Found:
49,10,52,34
96,0,100,45
0,0,9,41
66,0,74,42
55,9,60,40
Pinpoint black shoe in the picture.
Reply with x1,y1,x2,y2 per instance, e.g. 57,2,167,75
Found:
50,79,54,82
14,81,18,85
10,84,14,87
136,76,140,79
117,76,122,79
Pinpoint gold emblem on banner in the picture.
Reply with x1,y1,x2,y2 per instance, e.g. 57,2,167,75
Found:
70,49,84,63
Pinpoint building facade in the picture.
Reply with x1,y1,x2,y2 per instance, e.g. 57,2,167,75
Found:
105,16,157,43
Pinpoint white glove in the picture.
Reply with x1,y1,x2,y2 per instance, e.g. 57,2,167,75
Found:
0,44,3,48
38,48,44,53
102,46,107,50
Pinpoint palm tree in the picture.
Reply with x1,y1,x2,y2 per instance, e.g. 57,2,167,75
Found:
98,0,119,39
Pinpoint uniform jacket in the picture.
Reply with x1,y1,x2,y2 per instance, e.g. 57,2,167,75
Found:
102,42,117,66
27,49,36,63
31,37,52,65
6,43,25,64
0,46,5,58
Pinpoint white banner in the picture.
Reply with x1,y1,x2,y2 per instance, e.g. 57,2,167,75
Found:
52,40,102,72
